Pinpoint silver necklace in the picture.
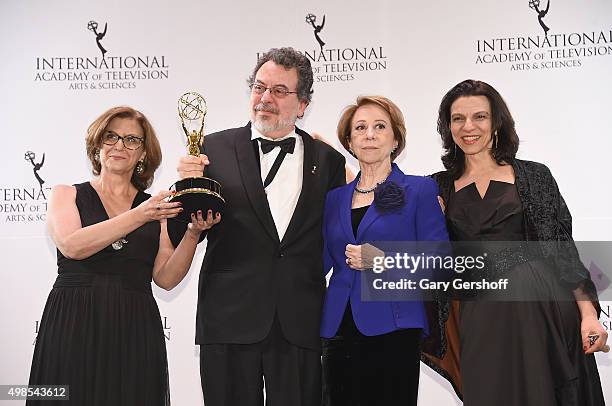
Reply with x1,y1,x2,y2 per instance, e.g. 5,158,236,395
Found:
354,169,392,194
354,183,381,194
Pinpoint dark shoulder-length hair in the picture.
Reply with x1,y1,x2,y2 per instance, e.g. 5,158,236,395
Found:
85,106,161,191
437,79,519,179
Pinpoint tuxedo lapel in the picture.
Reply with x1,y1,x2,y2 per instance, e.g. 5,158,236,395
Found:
235,125,280,244
280,128,319,247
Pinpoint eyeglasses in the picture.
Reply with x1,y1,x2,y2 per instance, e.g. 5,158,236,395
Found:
102,132,145,150
352,122,389,136
250,83,298,98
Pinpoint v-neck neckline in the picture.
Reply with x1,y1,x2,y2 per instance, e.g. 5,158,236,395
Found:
454,180,515,200
87,181,141,220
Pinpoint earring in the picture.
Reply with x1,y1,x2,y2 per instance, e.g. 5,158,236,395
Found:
348,139,355,157
94,150,100,163
135,160,145,175
391,145,397,155
493,130,499,149
452,143,457,159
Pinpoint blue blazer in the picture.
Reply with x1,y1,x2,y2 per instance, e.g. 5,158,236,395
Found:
320,163,449,338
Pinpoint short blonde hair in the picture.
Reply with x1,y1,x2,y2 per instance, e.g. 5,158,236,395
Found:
85,106,161,191
337,96,406,161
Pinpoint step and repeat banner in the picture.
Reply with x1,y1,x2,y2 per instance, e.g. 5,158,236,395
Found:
1,0,611,404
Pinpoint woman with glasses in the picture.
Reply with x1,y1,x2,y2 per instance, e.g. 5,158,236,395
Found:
320,96,449,406
27,106,219,405
431,80,607,405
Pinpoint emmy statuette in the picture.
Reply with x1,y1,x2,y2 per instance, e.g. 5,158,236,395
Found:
169,92,225,223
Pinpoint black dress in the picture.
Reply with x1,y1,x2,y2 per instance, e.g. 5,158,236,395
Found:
446,180,604,406
27,182,170,406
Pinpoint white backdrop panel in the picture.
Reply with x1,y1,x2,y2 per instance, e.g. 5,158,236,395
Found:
1,0,610,404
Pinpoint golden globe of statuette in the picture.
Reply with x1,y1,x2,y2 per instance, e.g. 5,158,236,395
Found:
178,92,208,156
168,92,224,226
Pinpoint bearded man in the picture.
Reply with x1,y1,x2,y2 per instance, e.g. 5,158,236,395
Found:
174,47,346,406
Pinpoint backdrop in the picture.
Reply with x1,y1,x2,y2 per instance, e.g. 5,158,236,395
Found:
1,0,611,404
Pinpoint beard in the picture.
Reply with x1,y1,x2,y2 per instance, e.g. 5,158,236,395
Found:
252,102,298,136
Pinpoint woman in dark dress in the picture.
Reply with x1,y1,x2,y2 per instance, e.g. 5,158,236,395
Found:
27,106,220,405
431,80,608,405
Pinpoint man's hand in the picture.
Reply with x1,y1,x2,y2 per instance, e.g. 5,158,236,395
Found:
177,154,209,179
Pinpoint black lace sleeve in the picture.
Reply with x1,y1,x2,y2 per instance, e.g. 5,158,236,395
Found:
517,160,600,315
555,179,600,314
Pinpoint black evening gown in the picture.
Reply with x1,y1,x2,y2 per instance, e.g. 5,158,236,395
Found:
27,182,170,406
447,180,604,406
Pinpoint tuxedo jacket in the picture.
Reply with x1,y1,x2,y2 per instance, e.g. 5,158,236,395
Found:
320,164,449,338
185,124,345,350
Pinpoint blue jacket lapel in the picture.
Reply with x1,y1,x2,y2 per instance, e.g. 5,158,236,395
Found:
340,178,357,244
356,163,404,241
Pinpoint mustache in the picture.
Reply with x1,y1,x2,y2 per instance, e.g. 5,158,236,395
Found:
254,103,279,114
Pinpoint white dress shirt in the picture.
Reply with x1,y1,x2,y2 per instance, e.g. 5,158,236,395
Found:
251,127,303,241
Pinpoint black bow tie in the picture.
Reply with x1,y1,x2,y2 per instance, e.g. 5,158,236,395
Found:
258,137,296,154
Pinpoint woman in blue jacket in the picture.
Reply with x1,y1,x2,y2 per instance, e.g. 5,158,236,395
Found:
321,96,449,406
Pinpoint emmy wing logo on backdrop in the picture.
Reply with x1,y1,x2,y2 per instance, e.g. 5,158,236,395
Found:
305,13,326,52
34,19,171,90
257,12,389,84
0,151,51,224
25,151,46,190
528,0,551,37
474,1,612,72
87,20,108,58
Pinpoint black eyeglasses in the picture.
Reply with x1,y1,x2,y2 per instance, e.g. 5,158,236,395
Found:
250,83,298,98
102,132,145,150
